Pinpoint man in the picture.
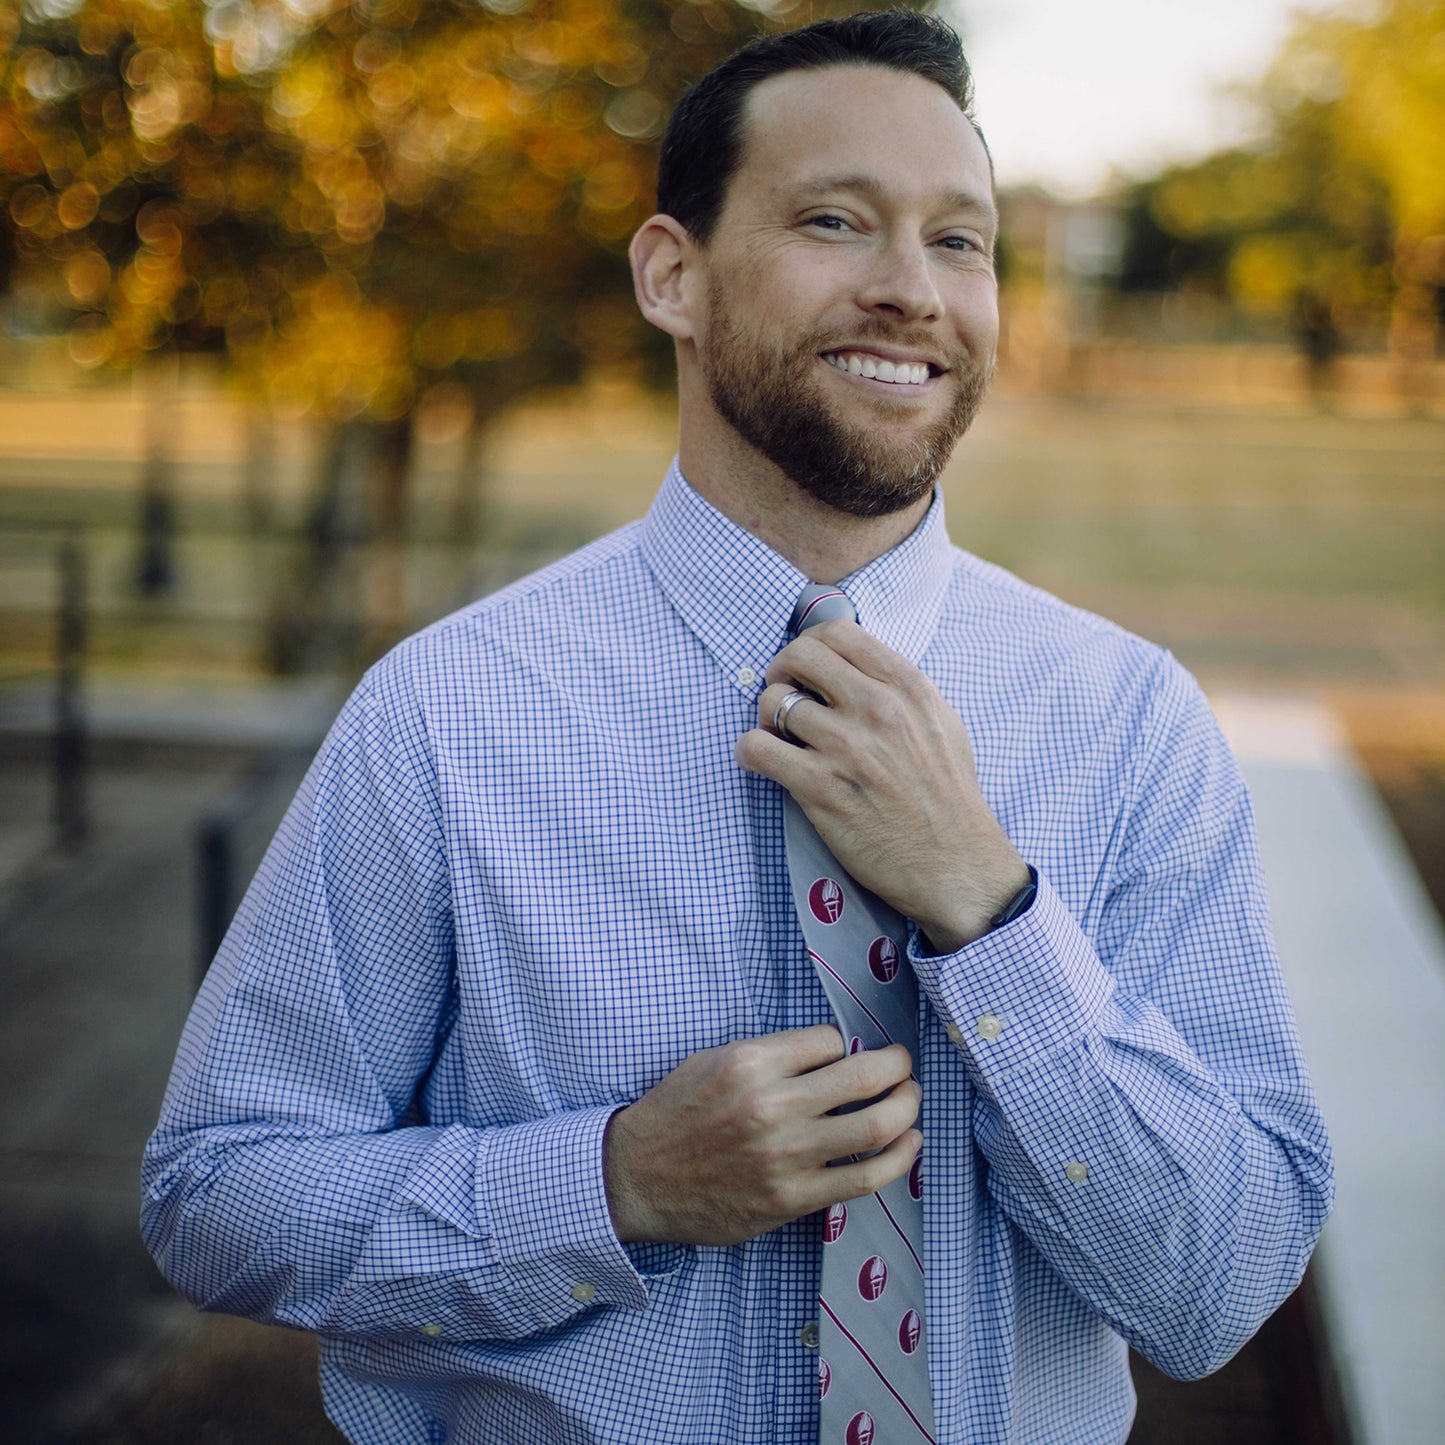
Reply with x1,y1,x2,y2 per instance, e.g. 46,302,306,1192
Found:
142,13,1332,1444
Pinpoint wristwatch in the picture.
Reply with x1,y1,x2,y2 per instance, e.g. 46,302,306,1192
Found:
989,866,1038,931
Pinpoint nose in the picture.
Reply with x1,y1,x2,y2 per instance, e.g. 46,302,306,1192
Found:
856,236,943,323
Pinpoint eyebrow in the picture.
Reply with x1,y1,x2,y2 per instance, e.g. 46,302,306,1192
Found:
785,173,996,223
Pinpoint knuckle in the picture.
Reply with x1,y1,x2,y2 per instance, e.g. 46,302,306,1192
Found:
739,1090,783,1136
723,1038,766,1085
754,1167,801,1220
877,689,909,726
861,1149,907,1195
853,1047,902,1093
857,1109,891,1152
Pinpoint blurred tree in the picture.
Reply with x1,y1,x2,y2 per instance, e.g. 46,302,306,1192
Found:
1,0,917,658
1116,0,1442,354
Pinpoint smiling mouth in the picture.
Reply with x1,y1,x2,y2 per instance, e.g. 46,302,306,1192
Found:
820,350,941,386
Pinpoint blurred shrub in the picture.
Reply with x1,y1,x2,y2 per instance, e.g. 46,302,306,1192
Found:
1116,0,1444,344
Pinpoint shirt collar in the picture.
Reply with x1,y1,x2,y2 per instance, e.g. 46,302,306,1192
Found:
640,459,954,685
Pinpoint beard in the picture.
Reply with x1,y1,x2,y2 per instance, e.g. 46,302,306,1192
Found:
700,283,993,519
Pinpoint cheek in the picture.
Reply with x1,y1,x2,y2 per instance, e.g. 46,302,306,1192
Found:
955,278,1000,343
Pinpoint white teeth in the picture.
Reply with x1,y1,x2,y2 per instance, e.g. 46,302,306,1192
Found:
823,351,932,384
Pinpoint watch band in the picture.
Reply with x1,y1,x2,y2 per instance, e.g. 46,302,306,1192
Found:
989,867,1038,931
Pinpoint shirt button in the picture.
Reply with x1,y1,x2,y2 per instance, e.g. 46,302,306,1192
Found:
570,1281,598,1303
946,1022,964,1046
1065,1162,1089,1183
735,666,757,688
798,1321,820,1350
976,1015,1004,1041
419,1324,443,1337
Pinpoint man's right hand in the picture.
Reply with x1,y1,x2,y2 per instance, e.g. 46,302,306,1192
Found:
602,1024,922,1246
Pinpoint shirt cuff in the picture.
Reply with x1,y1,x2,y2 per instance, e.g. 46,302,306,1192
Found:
478,1105,687,1331
908,872,1114,1081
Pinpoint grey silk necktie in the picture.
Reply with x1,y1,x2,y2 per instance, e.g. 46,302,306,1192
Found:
783,584,937,1445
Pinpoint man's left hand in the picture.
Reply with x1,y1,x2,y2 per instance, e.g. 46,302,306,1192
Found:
735,619,1030,952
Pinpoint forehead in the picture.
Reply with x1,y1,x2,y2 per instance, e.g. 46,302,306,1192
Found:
731,63,992,214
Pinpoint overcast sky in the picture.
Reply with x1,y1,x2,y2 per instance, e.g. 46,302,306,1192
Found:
946,0,1344,196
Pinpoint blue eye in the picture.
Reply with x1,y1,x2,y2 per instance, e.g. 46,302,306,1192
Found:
810,215,851,232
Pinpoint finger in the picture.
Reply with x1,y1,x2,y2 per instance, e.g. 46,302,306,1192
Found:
799,1042,915,1113
795,618,921,691
753,1022,847,1077
734,726,828,788
812,1077,921,1163
758,683,839,748
814,1125,924,1207
764,632,865,704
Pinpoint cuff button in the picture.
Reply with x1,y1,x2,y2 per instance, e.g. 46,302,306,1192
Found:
571,1281,598,1303
1065,1162,1089,1183
419,1324,443,1337
976,1015,1004,1040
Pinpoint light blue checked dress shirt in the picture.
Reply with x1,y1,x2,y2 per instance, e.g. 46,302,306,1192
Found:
143,461,1332,1445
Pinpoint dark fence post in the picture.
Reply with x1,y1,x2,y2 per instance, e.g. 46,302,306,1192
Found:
54,533,87,850
197,814,232,987
194,749,309,989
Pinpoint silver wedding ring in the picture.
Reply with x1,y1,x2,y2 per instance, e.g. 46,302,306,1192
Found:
773,689,810,742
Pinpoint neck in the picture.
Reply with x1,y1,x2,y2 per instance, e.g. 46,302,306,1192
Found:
675,376,932,585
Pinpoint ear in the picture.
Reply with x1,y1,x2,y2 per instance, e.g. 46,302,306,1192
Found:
630,214,699,342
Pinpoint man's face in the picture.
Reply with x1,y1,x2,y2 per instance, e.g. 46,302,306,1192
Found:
693,64,999,519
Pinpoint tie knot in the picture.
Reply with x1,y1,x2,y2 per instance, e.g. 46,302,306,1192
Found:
790,584,857,637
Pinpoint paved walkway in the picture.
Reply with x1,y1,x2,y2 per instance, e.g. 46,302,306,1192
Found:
0,681,325,1442
0,754,250,1441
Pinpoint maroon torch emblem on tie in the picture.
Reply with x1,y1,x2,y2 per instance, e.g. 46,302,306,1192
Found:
899,1308,923,1355
858,1255,888,1301
809,877,845,924
823,1202,848,1242
846,1411,876,1445
908,1153,924,1201
867,936,900,983
818,1358,831,1398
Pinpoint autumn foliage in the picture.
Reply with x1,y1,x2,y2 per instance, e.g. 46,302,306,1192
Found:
0,0,899,419
1122,0,1443,345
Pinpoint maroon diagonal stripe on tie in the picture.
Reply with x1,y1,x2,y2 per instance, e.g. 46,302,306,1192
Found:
794,590,849,630
807,950,893,1044
875,1192,925,1276
817,1297,938,1443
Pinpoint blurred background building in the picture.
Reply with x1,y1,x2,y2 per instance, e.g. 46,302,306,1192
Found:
0,1,1441,1441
